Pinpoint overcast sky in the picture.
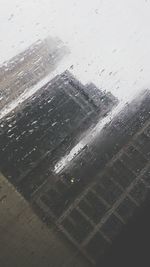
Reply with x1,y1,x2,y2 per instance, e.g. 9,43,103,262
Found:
0,0,150,101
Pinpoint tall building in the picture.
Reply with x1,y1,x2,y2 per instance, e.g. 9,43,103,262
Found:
39,89,149,265
0,69,149,266
0,36,69,110
0,71,118,200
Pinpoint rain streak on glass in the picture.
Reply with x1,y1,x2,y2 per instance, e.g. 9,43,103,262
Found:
0,1,150,266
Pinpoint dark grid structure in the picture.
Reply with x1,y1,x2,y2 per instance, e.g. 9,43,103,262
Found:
53,119,150,265
30,90,150,265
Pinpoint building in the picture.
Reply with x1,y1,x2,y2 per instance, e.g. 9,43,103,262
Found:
0,70,149,265
0,71,118,200
37,89,149,265
0,36,69,110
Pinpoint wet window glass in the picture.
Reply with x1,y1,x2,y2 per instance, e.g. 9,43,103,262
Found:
0,1,150,266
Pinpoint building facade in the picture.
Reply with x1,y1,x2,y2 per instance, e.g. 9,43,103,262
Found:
0,71,118,200
40,89,149,265
0,37,69,110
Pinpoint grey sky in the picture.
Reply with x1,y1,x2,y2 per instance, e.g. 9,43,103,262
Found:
0,0,150,101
